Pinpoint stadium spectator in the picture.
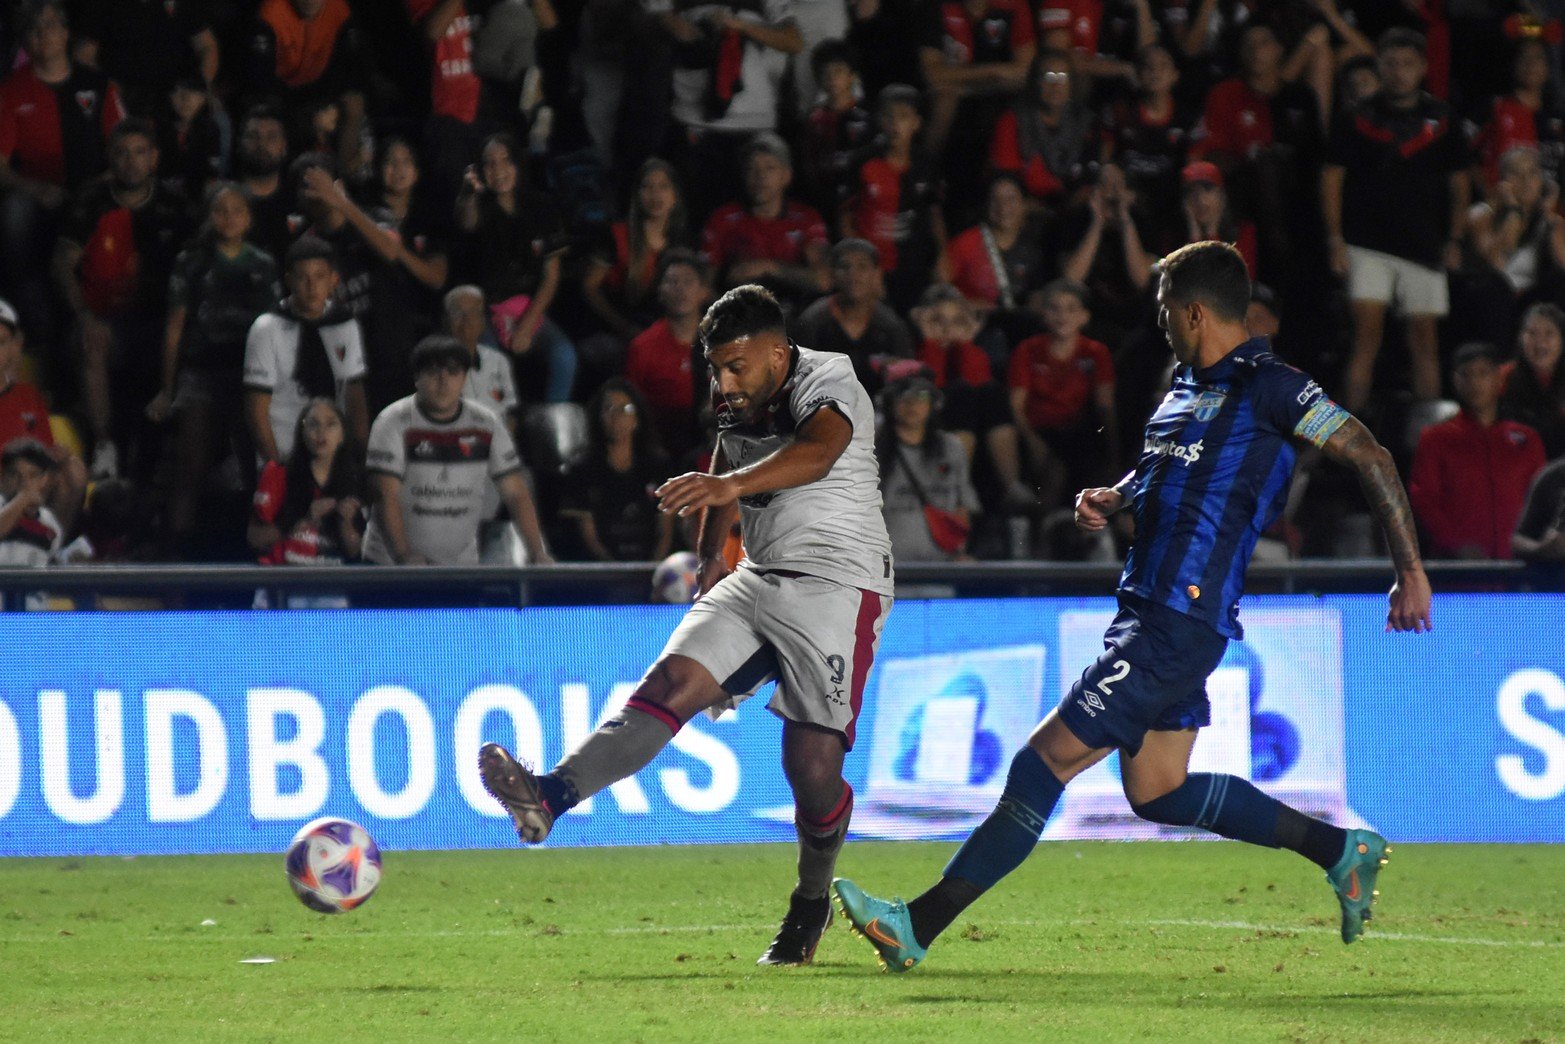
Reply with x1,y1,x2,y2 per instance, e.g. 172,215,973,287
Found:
245,0,368,179
243,235,368,465
0,437,63,573
53,118,191,480
1500,302,1565,460
0,1,127,350
301,138,450,413
70,0,218,118
361,334,553,565
1455,145,1565,348
791,238,913,395
234,106,296,264
149,183,278,553
1334,53,1380,116
789,0,850,115
797,40,875,229
1324,28,1470,415
1512,455,1565,569
912,283,1028,510
940,173,1050,352
0,297,83,532
1175,161,1257,279
405,0,488,212
624,250,712,458
1409,342,1546,560
581,158,690,353
558,378,674,562
987,49,1095,209
1007,278,1117,509
248,397,364,565
661,0,803,223
445,285,519,426
1100,42,1194,246
1058,161,1153,352
154,76,225,202
699,132,830,310
1033,0,1156,95
454,132,575,403
876,364,978,562
1472,36,1565,195
841,83,946,315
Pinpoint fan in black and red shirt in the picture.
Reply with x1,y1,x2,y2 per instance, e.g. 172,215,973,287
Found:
54,118,191,480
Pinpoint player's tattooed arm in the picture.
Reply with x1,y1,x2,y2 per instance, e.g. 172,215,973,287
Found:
1320,416,1422,573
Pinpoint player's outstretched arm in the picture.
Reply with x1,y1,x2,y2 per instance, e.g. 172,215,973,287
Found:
1319,415,1433,633
693,442,738,597
656,407,853,518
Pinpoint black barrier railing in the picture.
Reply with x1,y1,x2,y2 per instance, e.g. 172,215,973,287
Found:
0,559,1549,611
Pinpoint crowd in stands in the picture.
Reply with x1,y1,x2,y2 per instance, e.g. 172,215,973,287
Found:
2,0,1565,591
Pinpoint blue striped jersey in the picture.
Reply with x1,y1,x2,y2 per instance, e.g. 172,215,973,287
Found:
1120,337,1349,637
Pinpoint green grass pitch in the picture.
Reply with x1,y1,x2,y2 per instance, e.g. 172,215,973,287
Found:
4,841,1563,1041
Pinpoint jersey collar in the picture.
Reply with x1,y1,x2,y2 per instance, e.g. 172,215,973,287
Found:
1191,335,1269,382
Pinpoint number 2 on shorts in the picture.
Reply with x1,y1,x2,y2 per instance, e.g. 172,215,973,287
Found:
1098,659,1130,697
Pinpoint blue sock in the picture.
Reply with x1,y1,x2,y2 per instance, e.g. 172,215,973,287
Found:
1131,772,1279,847
942,748,1066,888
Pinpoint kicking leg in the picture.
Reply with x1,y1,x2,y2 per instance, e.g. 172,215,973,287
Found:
1124,728,1390,943
479,653,726,843
758,720,851,966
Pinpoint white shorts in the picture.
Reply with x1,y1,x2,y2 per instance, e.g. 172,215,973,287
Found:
662,566,892,749
1346,245,1449,316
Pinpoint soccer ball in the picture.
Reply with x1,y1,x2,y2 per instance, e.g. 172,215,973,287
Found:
284,817,382,914
651,550,701,604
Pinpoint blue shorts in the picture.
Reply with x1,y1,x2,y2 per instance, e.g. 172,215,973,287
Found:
1055,595,1229,756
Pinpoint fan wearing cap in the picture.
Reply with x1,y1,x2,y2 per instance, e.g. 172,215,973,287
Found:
1178,161,1257,279
361,335,552,566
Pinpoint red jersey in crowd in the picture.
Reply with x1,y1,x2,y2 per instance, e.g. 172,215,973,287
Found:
930,0,1035,66
988,110,1067,200
700,201,828,273
1474,95,1565,189
0,379,54,449
1192,77,1273,161
919,338,994,387
1408,411,1546,559
0,63,125,189
850,154,941,273
625,318,697,424
1037,0,1101,54
1007,332,1114,431
405,0,481,124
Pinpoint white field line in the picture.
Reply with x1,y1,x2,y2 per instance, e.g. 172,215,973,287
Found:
4,916,1563,949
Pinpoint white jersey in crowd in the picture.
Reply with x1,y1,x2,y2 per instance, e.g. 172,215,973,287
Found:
0,497,61,566
242,311,367,459
361,396,523,565
718,345,893,595
463,342,519,418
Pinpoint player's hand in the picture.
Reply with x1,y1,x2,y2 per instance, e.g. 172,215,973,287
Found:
656,472,738,517
1074,486,1124,532
1386,568,1433,633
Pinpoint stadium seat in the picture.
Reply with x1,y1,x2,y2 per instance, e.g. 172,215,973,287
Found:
521,402,590,476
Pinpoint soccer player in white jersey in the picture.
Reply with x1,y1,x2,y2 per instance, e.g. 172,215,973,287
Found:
481,285,895,965
361,335,552,566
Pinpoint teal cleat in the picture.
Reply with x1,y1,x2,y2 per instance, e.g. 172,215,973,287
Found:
832,877,927,972
1326,828,1390,944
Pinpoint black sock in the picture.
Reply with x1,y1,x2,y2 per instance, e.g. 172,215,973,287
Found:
537,772,576,817
787,889,831,926
906,877,985,949
1274,805,1347,870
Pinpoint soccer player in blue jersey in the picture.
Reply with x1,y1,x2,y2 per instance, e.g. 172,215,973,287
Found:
835,241,1433,971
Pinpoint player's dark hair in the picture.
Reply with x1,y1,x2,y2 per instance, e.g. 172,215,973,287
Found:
285,234,338,273
1378,26,1427,57
584,377,667,470
109,117,157,149
281,398,364,538
699,285,787,353
1,436,56,473
1157,241,1251,323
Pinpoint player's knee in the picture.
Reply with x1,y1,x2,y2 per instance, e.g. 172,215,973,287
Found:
1128,777,1199,826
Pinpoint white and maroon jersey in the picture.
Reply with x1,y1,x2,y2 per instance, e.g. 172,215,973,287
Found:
463,342,519,418
361,395,522,565
717,345,893,595
242,311,368,459
0,498,62,566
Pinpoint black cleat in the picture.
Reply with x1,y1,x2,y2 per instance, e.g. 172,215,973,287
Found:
757,892,833,966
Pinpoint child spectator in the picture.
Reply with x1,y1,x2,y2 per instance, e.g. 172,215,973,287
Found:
1410,342,1546,559
875,365,980,563
912,283,1029,510
791,238,914,395
149,183,278,552
361,335,553,565
0,437,63,572
1007,278,1117,510
455,132,576,403
0,300,84,533
988,49,1095,209
558,378,674,562
243,235,369,465
843,83,946,315
1500,302,1565,460
624,250,712,458
249,397,365,565
798,40,875,227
